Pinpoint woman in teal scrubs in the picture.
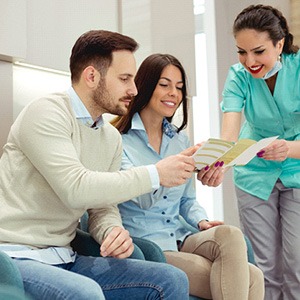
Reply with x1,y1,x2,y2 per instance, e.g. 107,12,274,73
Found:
220,4,300,300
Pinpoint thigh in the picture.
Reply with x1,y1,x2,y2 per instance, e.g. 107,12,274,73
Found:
164,251,212,299
71,255,189,300
180,225,246,262
14,258,104,300
280,186,300,297
236,185,282,275
280,186,300,261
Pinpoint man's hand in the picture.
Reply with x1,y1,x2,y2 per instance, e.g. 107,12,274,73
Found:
180,144,201,156
198,219,224,231
100,227,134,259
156,153,195,187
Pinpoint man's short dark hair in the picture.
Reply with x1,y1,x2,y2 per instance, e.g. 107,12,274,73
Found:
70,30,139,83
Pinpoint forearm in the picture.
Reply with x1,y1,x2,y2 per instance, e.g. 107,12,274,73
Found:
88,206,123,243
221,112,242,142
287,140,300,159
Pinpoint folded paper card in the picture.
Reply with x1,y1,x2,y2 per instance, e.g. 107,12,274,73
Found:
193,136,278,170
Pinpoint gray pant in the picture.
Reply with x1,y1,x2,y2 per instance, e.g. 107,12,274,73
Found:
236,180,300,300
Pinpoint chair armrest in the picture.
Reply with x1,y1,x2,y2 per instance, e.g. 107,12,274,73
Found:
71,229,146,260
0,250,31,299
244,235,256,265
132,237,166,263
0,250,24,290
0,286,30,300
71,229,101,257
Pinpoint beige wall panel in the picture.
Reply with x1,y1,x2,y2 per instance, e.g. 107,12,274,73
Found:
25,0,118,71
291,0,300,46
0,0,26,62
0,62,13,155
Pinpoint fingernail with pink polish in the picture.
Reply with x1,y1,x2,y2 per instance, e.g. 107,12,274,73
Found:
204,165,209,171
220,161,224,167
214,161,220,167
256,150,265,157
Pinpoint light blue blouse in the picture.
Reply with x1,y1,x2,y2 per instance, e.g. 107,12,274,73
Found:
118,113,208,251
221,52,300,200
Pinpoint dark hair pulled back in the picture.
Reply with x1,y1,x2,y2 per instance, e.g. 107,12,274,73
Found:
233,4,299,54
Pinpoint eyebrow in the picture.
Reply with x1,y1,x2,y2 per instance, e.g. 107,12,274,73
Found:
236,45,265,51
160,77,183,84
120,73,134,77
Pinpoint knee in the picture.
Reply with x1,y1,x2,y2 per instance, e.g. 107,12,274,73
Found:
249,264,265,296
166,263,188,284
214,225,246,251
160,264,189,293
71,278,104,300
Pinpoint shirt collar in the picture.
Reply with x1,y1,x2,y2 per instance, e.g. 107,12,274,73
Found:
131,113,176,138
67,86,104,129
162,118,176,138
131,113,146,131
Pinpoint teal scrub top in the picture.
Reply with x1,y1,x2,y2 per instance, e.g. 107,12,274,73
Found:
221,52,300,200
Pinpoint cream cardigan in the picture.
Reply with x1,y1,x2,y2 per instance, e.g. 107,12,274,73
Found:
0,93,152,248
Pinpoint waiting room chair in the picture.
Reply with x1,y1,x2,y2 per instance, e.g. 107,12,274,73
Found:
0,250,31,300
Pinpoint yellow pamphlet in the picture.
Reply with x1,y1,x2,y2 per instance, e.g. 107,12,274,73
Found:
193,136,278,170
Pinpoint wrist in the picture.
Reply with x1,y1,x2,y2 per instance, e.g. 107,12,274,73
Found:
198,219,209,230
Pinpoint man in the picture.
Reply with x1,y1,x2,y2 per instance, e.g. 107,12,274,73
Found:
0,30,195,299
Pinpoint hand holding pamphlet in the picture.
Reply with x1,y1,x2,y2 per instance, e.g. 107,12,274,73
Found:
193,136,278,170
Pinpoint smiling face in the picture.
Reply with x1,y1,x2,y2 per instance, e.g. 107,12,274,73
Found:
235,29,284,79
142,65,183,120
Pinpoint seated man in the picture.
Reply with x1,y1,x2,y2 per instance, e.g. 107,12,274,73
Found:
0,30,196,300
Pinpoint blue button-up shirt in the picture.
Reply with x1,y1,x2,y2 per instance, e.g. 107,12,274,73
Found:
118,113,208,251
68,86,104,129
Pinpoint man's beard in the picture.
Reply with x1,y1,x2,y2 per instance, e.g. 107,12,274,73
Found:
92,78,133,116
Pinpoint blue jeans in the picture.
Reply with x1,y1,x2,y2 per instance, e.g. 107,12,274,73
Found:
14,254,189,300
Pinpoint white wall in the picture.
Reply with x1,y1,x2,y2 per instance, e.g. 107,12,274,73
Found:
25,0,118,71
121,0,196,95
13,66,71,119
0,62,13,152
0,0,26,62
0,0,26,153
